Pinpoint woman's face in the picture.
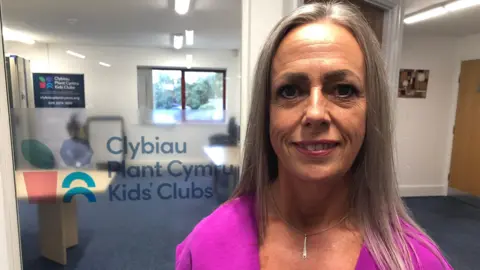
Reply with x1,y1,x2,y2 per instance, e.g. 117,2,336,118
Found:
269,22,366,182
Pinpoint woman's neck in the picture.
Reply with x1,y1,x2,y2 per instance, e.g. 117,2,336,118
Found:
269,169,351,233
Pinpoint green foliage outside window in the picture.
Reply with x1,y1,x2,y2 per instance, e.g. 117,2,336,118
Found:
153,71,223,110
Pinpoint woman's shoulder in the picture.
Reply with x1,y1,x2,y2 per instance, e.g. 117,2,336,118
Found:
185,195,256,239
175,195,259,269
401,221,453,269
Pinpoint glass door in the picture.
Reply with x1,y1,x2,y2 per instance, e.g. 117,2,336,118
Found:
0,0,243,268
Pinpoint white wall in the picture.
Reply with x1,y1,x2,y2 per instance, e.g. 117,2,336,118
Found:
397,35,458,196
5,42,241,165
398,32,480,196
456,32,480,61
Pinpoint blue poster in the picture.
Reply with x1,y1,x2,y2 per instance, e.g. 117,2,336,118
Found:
33,73,85,108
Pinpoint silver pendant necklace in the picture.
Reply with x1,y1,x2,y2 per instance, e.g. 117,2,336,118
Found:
270,191,349,259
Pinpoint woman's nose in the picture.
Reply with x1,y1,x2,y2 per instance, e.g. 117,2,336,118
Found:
303,87,330,127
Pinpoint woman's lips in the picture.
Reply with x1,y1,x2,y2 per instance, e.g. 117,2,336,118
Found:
293,141,339,157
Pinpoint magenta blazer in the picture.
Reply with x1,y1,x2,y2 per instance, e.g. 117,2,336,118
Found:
176,195,452,269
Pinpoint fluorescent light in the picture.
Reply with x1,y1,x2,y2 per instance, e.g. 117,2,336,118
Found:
404,7,447,24
185,30,194,46
186,54,193,69
99,62,111,67
3,28,35,45
173,34,184,50
445,0,480,11
404,0,480,24
175,0,191,15
66,50,86,59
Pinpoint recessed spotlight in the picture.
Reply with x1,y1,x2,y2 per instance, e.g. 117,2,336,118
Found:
67,18,79,25
185,30,194,46
173,34,184,50
175,0,191,15
66,50,86,59
99,62,111,67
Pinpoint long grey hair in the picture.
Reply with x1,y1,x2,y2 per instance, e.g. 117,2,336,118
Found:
232,1,448,269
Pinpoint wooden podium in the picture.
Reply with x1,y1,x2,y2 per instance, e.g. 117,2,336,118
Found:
15,169,115,265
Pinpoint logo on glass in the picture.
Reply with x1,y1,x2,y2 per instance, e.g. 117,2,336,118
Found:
21,139,96,204
62,171,96,203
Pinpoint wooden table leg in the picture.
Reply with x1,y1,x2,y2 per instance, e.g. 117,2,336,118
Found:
64,198,78,248
38,197,78,265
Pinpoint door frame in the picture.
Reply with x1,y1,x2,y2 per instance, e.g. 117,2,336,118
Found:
365,0,405,103
0,24,23,270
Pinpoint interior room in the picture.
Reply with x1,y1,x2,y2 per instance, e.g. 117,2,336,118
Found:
399,0,480,268
1,0,479,269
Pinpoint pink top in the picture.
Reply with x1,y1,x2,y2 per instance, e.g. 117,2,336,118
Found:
176,195,452,269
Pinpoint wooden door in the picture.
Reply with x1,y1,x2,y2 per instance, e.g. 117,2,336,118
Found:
304,0,385,44
449,59,480,196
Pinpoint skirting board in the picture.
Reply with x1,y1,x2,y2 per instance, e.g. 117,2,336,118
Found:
399,185,447,197
448,187,480,208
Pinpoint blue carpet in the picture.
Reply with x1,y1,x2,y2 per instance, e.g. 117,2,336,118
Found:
19,174,220,270
18,177,480,269
404,196,480,270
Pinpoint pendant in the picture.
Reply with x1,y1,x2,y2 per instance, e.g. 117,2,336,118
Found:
302,234,307,259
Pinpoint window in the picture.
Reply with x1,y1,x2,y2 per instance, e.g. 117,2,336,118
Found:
151,68,226,124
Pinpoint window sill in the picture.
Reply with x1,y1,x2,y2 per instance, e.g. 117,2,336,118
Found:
140,119,227,127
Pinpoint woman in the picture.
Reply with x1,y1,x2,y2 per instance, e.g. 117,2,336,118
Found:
176,2,452,269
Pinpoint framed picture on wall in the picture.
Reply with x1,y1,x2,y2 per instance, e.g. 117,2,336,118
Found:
398,69,430,99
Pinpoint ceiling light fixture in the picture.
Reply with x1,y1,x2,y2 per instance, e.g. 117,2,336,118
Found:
173,34,184,50
3,27,35,45
185,30,194,46
66,50,86,59
404,0,480,24
404,7,447,24
175,0,191,15
445,0,480,11
186,54,193,69
99,62,111,67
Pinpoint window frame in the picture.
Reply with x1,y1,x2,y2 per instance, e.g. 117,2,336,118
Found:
150,67,227,124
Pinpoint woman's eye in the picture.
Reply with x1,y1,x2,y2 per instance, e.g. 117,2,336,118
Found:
335,84,357,98
278,85,299,99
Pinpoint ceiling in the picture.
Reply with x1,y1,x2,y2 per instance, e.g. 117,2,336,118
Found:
2,0,242,49
4,0,480,48
404,0,447,14
404,0,480,36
